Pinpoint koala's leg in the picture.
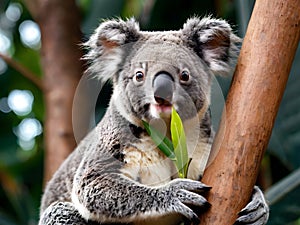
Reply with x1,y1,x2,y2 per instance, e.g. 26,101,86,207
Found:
39,201,90,225
72,172,211,224
234,186,269,225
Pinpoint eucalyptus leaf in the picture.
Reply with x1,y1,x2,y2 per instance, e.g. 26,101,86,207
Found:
142,107,190,178
171,107,189,178
142,121,176,160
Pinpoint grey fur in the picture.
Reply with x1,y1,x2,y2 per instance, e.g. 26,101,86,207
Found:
39,17,269,225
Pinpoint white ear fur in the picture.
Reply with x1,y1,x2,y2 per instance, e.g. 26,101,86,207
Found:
84,18,140,82
182,17,241,76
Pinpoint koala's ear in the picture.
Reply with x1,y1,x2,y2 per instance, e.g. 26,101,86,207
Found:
182,17,241,76
84,18,140,81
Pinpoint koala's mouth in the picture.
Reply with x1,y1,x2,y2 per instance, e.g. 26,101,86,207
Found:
150,102,173,119
154,103,172,113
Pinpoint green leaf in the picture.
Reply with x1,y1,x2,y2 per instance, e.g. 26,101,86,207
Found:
171,107,189,178
142,121,176,160
142,108,191,178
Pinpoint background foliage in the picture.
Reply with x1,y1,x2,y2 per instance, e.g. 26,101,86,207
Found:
0,0,299,224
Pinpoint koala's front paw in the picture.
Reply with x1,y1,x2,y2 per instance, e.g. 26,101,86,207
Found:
234,186,269,225
166,178,211,224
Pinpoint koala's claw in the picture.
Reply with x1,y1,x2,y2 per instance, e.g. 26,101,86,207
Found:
166,178,211,222
234,186,269,225
178,189,211,208
168,178,211,209
169,178,212,193
177,202,200,224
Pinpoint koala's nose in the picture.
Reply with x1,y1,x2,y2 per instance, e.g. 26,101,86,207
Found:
153,72,174,105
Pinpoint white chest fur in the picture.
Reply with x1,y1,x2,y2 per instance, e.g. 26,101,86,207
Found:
120,137,176,186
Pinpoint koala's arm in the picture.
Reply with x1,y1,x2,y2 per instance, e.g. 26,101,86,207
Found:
71,157,211,224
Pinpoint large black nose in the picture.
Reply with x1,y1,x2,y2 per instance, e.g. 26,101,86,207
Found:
153,72,174,105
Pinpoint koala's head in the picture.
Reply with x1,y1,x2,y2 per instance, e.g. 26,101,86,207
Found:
85,17,240,127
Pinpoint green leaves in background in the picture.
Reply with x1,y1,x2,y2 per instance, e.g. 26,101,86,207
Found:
143,107,190,178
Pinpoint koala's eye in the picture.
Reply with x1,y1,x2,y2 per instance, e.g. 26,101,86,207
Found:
135,71,145,83
180,70,190,83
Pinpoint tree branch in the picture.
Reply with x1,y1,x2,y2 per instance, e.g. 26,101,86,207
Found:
23,0,85,183
200,0,300,224
0,53,44,90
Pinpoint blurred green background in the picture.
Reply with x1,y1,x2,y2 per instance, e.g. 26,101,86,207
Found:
0,0,299,224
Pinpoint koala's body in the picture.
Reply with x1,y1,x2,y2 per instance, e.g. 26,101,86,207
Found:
39,17,269,225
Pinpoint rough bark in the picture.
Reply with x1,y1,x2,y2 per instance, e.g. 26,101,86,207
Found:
200,0,300,224
24,0,85,183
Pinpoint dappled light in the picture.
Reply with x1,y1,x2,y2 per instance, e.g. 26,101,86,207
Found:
19,20,41,49
15,118,42,151
5,3,22,23
7,89,33,116
0,32,11,54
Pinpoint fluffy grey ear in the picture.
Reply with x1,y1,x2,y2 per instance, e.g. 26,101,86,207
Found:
84,18,140,81
182,17,241,76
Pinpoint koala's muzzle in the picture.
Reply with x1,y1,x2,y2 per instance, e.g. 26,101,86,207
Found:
153,72,174,105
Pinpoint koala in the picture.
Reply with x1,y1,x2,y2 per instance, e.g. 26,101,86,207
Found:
39,17,269,225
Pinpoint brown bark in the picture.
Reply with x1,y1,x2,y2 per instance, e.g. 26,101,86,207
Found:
24,0,85,183
200,0,300,224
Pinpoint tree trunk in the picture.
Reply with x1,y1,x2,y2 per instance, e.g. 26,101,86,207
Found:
200,0,300,224
24,0,85,183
